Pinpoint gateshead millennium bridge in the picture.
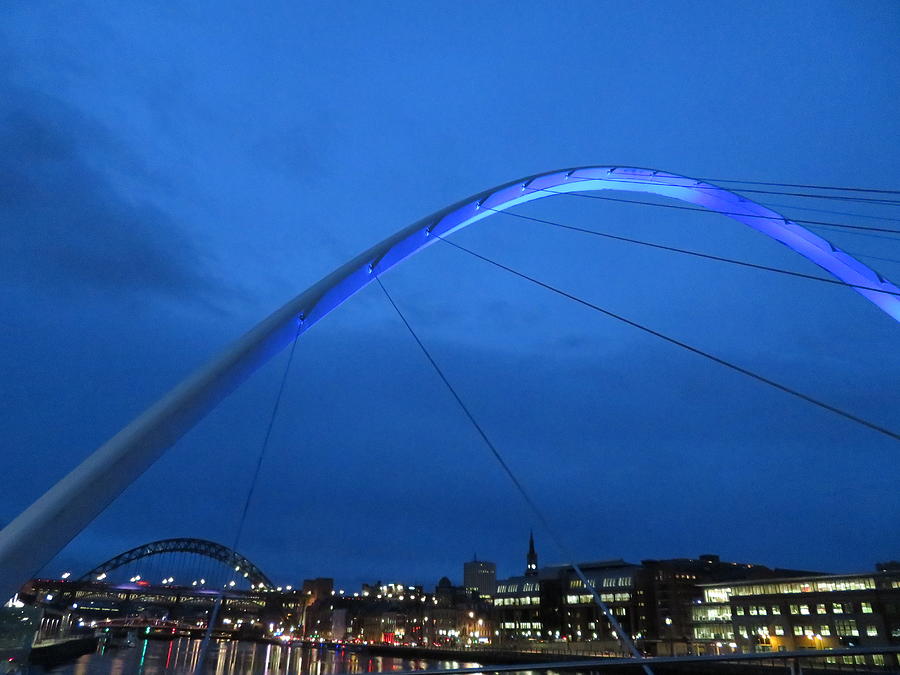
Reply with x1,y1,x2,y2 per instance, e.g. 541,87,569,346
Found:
1,167,898,669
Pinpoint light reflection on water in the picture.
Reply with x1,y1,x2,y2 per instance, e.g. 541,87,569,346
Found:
36,639,486,675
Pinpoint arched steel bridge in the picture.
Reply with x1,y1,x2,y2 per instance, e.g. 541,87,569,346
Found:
1,165,898,606
77,537,274,589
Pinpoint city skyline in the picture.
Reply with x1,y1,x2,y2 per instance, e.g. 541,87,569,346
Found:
1,1,898,591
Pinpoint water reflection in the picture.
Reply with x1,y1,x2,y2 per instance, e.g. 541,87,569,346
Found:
38,639,484,675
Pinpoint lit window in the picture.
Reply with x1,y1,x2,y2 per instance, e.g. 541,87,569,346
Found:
790,605,800,615
867,625,878,637
835,619,859,637
832,603,843,614
821,625,831,636
774,625,784,636
736,607,745,616
749,606,758,616
758,606,767,616
771,606,781,615
800,605,810,615
793,626,803,636
816,604,826,614
739,627,749,638
862,602,873,614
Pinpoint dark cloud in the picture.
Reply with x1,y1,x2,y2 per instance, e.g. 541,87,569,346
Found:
0,75,221,302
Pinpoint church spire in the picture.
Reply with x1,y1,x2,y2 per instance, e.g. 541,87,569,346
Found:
526,530,538,576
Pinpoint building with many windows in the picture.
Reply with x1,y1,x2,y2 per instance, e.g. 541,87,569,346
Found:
492,537,814,656
692,563,900,664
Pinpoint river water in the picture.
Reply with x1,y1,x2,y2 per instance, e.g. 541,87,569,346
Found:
34,639,484,675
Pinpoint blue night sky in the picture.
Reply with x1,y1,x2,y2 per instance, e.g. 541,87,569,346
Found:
1,1,899,590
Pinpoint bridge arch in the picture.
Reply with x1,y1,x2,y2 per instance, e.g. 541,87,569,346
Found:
78,538,274,589
0,165,897,603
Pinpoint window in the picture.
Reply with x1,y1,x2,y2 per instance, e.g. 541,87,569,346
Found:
816,604,826,614
866,625,878,636
800,605,810,615
835,619,859,637
793,626,803,636
749,606,758,616
833,603,843,614
862,602,873,614
774,625,784,636
739,627,749,638
821,625,831,636
771,606,781,615
790,605,800,615
757,606,767,616
735,606,745,616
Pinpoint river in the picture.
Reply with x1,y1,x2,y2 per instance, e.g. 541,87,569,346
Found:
32,639,484,675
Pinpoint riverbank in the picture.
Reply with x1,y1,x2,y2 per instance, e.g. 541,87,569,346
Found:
360,643,601,665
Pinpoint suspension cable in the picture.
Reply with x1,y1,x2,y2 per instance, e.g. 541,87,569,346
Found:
487,207,900,298
523,186,900,235
373,274,652,670
566,174,900,206
697,177,900,196
434,235,900,444
194,321,302,674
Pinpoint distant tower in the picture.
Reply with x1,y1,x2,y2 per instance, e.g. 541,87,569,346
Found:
526,531,538,576
463,556,496,597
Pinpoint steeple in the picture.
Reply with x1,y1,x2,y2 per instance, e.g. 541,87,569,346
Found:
526,530,538,577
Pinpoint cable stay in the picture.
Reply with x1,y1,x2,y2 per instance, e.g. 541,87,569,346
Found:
488,208,900,298
194,324,302,675
753,200,900,223
523,187,900,236
696,177,900,196
374,275,653,672
433,235,900,444
566,174,900,206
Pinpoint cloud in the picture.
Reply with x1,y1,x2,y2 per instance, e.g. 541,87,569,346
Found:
0,73,222,303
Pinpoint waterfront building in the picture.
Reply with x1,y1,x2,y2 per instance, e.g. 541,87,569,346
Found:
692,563,900,662
491,536,815,656
463,558,496,598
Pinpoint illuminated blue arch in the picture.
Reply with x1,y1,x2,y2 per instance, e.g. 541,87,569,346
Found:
327,166,900,327
0,166,897,607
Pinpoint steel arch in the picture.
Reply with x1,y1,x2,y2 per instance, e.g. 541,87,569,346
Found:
1,166,897,605
78,537,273,588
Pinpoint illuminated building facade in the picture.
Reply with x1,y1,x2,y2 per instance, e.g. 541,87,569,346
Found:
493,542,810,656
693,563,900,665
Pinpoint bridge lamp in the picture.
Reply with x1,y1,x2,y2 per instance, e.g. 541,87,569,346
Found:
228,581,236,587
96,573,106,581
61,572,70,579
286,585,292,590
200,578,205,584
